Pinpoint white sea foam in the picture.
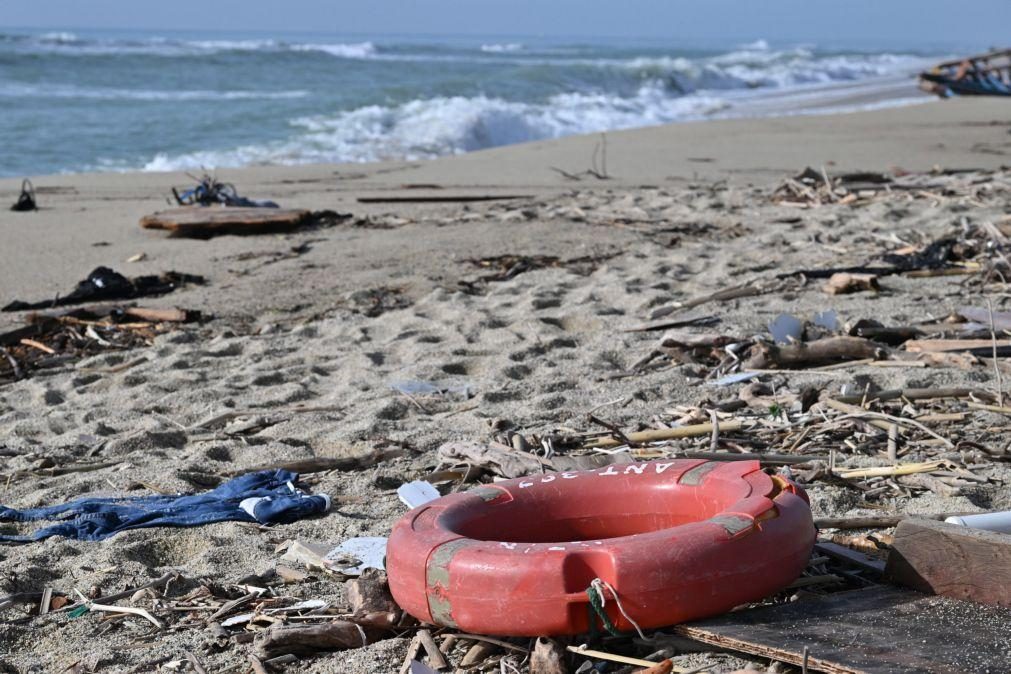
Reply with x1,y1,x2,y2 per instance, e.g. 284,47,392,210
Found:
294,41,377,59
481,43,524,53
37,32,80,44
140,85,730,171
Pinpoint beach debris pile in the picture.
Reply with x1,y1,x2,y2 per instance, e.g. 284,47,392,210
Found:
771,165,1011,209
171,173,279,209
4,378,1007,673
0,305,199,384
919,48,1011,97
5,164,1011,673
458,252,619,294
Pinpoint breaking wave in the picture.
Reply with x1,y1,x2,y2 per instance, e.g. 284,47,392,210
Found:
141,86,731,171
0,29,942,177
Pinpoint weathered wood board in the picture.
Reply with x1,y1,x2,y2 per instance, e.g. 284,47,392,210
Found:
904,338,1011,356
140,207,310,238
885,517,1011,606
672,586,1011,673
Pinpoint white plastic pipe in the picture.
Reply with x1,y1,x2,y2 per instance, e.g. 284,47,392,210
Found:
944,511,1011,533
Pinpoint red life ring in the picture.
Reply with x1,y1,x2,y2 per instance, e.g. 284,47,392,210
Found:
387,459,815,636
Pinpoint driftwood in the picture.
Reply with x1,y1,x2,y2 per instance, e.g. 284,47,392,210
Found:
886,518,1011,607
122,307,195,323
848,325,923,345
140,207,311,238
416,629,449,670
530,638,568,674
679,451,828,465
833,387,992,405
904,338,1011,356
673,586,1011,673
459,641,498,667
254,621,376,659
346,569,400,629
584,421,744,449
745,337,884,369
823,272,880,295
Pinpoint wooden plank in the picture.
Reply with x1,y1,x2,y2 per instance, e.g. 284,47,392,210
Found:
140,207,311,238
904,339,1011,356
814,541,886,574
885,518,1011,607
673,586,1011,673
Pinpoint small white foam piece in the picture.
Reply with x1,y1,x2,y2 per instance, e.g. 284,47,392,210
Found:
397,480,440,509
325,536,387,575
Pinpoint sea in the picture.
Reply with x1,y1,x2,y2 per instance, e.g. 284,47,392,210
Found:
0,29,958,178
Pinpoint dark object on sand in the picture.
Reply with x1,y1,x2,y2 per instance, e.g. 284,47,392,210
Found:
2,266,204,312
10,179,36,212
672,585,1011,673
140,206,312,238
172,173,279,208
919,49,1011,97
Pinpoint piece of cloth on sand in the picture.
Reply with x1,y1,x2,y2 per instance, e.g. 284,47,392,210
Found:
0,470,330,543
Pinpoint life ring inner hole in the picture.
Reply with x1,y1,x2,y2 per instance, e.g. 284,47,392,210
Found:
443,483,743,544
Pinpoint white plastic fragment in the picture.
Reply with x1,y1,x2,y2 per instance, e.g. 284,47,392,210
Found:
944,510,1011,533
711,371,762,387
220,598,329,627
769,313,803,344
397,480,440,509
325,536,387,575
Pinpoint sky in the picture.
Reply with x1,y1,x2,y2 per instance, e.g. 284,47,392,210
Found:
1,0,1009,49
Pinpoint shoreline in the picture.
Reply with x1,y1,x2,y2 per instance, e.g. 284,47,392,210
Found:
1,98,1008,321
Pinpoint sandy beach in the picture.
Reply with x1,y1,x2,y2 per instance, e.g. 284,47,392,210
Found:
2,98,1011,672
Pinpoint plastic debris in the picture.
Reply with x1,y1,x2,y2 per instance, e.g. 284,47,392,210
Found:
769,313,803,344
944,510,1011,533
812,309,839,332
326,536,387,575
711,371,762,387
389,379,474,399
397,481,440,509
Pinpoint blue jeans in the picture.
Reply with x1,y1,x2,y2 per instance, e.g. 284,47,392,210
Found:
0,469,330,543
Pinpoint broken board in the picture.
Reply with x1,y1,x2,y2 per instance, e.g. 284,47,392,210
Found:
140,207,311,238
885,517,1011,607
672,586,1011,673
